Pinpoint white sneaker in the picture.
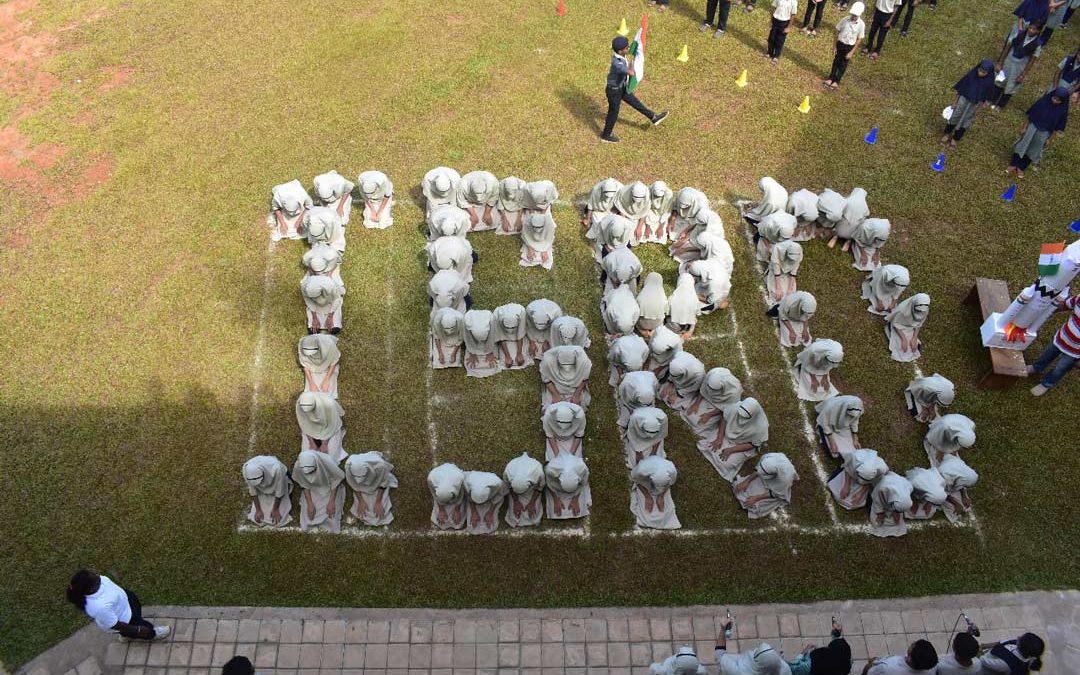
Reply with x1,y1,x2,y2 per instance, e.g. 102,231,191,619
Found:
1031,384,1049,396
153,626,172,640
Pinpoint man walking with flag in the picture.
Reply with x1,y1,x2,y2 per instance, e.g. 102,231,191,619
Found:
601,16,669,144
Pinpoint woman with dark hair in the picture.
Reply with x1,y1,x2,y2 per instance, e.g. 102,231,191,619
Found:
788,619,853,675
980,633,1045,674
66,569,170,641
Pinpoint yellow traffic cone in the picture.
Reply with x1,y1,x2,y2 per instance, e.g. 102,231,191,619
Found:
676,44,689,62
798,95,811,114
735,69,748,88
617,18,629,36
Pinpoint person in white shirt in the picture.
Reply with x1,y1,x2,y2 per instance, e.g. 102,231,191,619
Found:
825,3,865,89
936,632,981,675
66,569,170,641
863,639,938,675
979,633,1044,675
863,0,904,59
767,0,800,64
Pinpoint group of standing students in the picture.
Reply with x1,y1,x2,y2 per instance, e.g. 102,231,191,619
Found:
936,0,1077,178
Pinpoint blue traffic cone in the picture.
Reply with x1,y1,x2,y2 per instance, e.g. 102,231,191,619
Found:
864,126,878,145
1002,184,1017,202
931,153,945,173
1069,218,1080,233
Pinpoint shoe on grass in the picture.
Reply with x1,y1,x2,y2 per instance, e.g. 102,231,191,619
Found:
1031,384,1049,396
700,21,712,31
651,111,669,126
600,134,620,143
714,29,725,37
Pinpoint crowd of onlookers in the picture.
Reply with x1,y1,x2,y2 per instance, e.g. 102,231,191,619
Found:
66,568,1048,674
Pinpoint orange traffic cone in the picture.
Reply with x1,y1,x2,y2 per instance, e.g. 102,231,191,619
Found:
557,0,566,17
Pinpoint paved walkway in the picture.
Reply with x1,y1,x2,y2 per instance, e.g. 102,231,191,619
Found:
16,592,1078,675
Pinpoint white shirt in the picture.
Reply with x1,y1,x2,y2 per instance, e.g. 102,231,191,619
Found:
867,655,924,675
83,575,132,631
876,0,902,13
936,655,981,675
836,16,867,44
772,0,799,20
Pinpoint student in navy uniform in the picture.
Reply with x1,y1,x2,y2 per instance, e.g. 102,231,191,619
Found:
601,36,669,144
824,2,866,89
1007,0,1052,42
863,0,904,59
1007,86,1070,178
979,633,1045,675
701,0,733,36
1050,45,1080,98
994,21,1044,109
1040,1,1071,49
940,58,999,146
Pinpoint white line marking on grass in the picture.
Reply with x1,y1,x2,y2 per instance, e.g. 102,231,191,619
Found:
728,310,754,381
686,331,734,343
237,519,590,539
737,220,840,525
246,239,277,457
425,366,440,468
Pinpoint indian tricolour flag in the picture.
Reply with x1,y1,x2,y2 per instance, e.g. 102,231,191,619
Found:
1039,242,1066,276
626,14,648,94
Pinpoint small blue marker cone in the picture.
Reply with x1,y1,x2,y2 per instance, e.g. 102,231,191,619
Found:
864,126,878,145
931,153,945,173
1069,218,1080,234
1002,184,1017,202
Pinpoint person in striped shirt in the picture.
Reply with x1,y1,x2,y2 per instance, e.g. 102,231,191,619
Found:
1029,293,1080,395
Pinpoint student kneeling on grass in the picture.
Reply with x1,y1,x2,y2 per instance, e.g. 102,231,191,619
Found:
862,638,938,675
825,3,866,89
1007,86,1070,179
66,569,170,642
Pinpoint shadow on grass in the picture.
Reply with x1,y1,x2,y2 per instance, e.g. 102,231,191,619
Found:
725,24,830,79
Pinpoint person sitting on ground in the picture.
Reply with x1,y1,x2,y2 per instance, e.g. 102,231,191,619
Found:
979,632,1045,674
935,631,980,675
67,569,171,642
357,170,394,229
863,638,938,675
715,617,792,675
312,170,354,224
787,620,852,675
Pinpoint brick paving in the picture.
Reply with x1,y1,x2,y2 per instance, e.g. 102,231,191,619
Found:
15,591,1078,675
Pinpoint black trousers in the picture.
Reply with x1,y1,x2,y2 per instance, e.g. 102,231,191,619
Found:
705,0,732,29
118,590,157,640
995,87,1013,109
900,0,917,32
829,42,855,82
1011,152,1033,170
602,85,655,137
767,17,791,57
802,1,825,28
866,8,894,53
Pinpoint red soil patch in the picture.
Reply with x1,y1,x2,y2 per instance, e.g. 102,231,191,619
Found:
71,154,115,198
0,0,59,103
97,65,133,92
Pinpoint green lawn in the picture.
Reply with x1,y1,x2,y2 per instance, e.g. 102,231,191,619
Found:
2,0,1079,667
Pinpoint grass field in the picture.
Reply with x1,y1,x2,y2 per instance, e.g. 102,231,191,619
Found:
2,0,1080,667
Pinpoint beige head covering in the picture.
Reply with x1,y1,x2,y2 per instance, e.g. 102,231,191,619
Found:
295,391,345,439
302,243,341,275
430,307,465,344
521,212,557,250
845,448,889,483
615,181,651,220
422,167,461,204
631,455,678,493
756,453,798,501
298,334,341,373
700,367,743,408
504,453,545,494
777,291,817,323
457,171,499,207
673,187,708,220
303,207,344,246
464,470,507,504
757,211,797,243
873,472,914,513
787,188,819,221
886,293,931,329
725,398,769,446
905,467,948,505
852,217,891,249
816,189,846,224
796,339,844,374
544,454,589,493
603,285,641,335
587,177,623,213
542,401,587,439
492,303,527,342
937,455,978,491
242,455,290,497
427,463,466,504
602,246,642,287
428,205,471,239
619,370,659,409
771,240,803,275
599,213,634,249
648,325,684,365
926,414,976,453
498,176,527,212
427,270,469,309
522,180,559,210
271,179,311,216
540,345,592,392
550,315,589,348
637,272,669,319
668,273,700,325
608,335,650,373
344,451,397,493
301,275,344,310
667,351,706,394
525,299,563,341
463,309,497,353
313,170,354,203
292,450,345,496
814,395,863,434
648,181,674,217
626,406,669,452
357,170,392,200
749,177,789,218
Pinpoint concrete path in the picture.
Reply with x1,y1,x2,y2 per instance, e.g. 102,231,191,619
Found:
16,591,1078,675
